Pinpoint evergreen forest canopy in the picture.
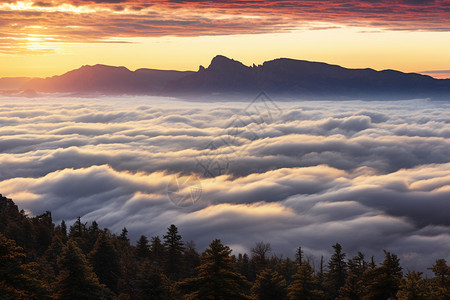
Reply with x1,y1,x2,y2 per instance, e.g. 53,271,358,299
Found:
0,194,448,299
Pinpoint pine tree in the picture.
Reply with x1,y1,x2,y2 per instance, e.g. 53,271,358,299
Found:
338,252,368,300
184,240,201,278
0,195,33,251
1,194,449,299
150,235,166,266
288,261,323,300
89,232,121,293
326,243,347,298
252,268,288,300
317,255,325,292
163,224,184,280
364,250,403,299
44,234,65,275
179,239,251,299
369,256,376,269
138,260,171,299
60,220,67,237
277,257,298,284
119,227,129,242
136,235,151,260
116,235,138,299
428,259,449,299
236,253,251,280
396,271,428,300
295,246,303,266
88,221,99,233
68,217,91,254
0,233,51,299
69,216,86,238
31,211,54,255
55,240,103,299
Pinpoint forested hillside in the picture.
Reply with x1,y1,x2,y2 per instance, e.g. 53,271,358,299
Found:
0,194,448,299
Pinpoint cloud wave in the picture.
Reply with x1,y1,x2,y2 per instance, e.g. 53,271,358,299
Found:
0,96,449,271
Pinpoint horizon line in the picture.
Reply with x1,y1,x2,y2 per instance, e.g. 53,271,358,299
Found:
2,55,450,80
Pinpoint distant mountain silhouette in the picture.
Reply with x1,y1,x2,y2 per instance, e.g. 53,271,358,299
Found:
169,55,450,99
22,65,193,95
0,77,30,90
2,56,449,99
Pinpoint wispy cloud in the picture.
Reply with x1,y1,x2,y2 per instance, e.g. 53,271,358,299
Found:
0,0,449,53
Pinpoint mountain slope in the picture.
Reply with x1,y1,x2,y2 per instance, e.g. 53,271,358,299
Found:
170,56,450,99
0,77,31,90
2,56,449,99
23,65,194,95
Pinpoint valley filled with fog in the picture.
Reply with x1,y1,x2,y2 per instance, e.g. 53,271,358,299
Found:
0,95,449,271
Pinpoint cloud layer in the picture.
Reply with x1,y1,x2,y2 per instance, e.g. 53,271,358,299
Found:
1,0,449,53
0,95,449,271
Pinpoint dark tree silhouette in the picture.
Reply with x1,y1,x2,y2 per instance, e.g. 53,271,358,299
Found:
116,235,139,299
428,259,449,299
44,234,65,274
55,240,103,299
252,268,288,300
184,240,201,278
150,235,166,266
119,227,129,242
295,246,303,266
32,211,54,255
326,243,347,298
69,216,86,238
338,252,368,299
364,250,403,299
251,241,272,272
163,224,184,280
60,220,67,237
396,271,428,300
0,195,447,300
135,235,151,260
288,261,323,300
0,233,50,299
179,239,251,299
89,232,121,293
138,260,171,299
237,253,250,280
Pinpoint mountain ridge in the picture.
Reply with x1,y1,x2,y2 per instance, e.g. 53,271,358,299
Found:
1,55,449,100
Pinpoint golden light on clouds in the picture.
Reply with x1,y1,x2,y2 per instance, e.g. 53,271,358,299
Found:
0,96,449,270
0,0,449,77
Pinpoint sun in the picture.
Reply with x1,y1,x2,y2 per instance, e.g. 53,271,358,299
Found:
17,34,58,53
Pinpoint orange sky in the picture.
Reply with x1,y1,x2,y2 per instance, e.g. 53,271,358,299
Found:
1,0,449,77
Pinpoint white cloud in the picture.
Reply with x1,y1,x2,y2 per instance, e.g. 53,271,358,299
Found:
0,96,449,271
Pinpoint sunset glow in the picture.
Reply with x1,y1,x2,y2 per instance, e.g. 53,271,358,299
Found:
1,3,450,295
1,0,449,77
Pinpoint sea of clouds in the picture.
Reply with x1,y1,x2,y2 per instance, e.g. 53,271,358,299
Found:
0,95,449,271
